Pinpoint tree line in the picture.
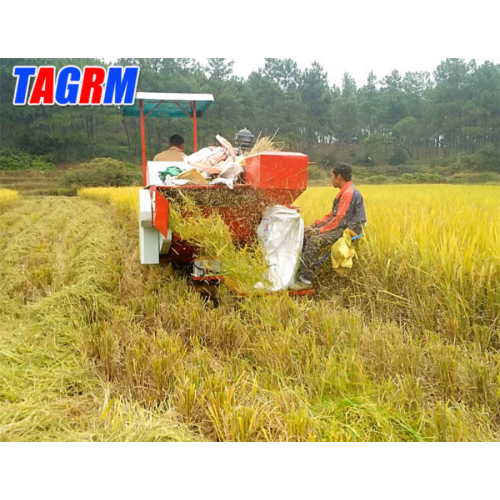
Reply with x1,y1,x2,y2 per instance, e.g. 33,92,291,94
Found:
1,58,500,169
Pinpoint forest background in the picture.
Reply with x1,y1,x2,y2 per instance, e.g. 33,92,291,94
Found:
1,57,500,186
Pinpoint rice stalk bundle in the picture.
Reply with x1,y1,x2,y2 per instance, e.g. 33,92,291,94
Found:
246,133,283,157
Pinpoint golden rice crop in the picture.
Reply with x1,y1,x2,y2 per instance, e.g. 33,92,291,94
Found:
3,185,500,442
0,189,19,212
81,184,500,339
80,187,139,223
297,185,500,340
70,185,500,441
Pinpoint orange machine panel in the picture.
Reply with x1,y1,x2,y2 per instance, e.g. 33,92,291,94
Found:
245,152,308,190
152,187,170,238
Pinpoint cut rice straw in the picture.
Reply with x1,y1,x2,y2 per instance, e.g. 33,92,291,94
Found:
246,131,283,157
168,193,271,294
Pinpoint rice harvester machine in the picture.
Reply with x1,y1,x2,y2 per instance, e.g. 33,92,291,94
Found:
123,93,311,291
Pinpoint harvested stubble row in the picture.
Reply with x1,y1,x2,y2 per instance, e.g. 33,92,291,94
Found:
64,186,500,442
0,197,197,442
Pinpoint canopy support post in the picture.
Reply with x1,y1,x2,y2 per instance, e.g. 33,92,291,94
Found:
193,101,198,152
140,99,147,186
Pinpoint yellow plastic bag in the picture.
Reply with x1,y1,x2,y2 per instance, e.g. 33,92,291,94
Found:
331,229,357,275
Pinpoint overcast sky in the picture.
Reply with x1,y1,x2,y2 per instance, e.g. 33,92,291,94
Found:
5,0,499,91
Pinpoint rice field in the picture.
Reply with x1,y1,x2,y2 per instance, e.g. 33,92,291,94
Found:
300,186,500,340
1,185,500,441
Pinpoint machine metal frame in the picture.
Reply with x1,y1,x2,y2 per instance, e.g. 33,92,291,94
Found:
125,93,313,297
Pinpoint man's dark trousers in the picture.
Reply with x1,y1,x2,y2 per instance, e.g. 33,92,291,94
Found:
297,222,364,281
297,228,345,282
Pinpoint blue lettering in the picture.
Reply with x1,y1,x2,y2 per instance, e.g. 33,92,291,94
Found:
13,67,36,105
55,66,82,105
103,67,140,105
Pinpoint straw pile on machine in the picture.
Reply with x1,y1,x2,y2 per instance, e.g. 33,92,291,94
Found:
158,134,283,190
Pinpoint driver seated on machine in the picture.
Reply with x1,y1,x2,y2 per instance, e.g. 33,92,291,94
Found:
296,163,367,287
154,134,186,162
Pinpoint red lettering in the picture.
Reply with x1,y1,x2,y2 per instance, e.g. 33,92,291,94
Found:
80,68,106,104
28,67,55,105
